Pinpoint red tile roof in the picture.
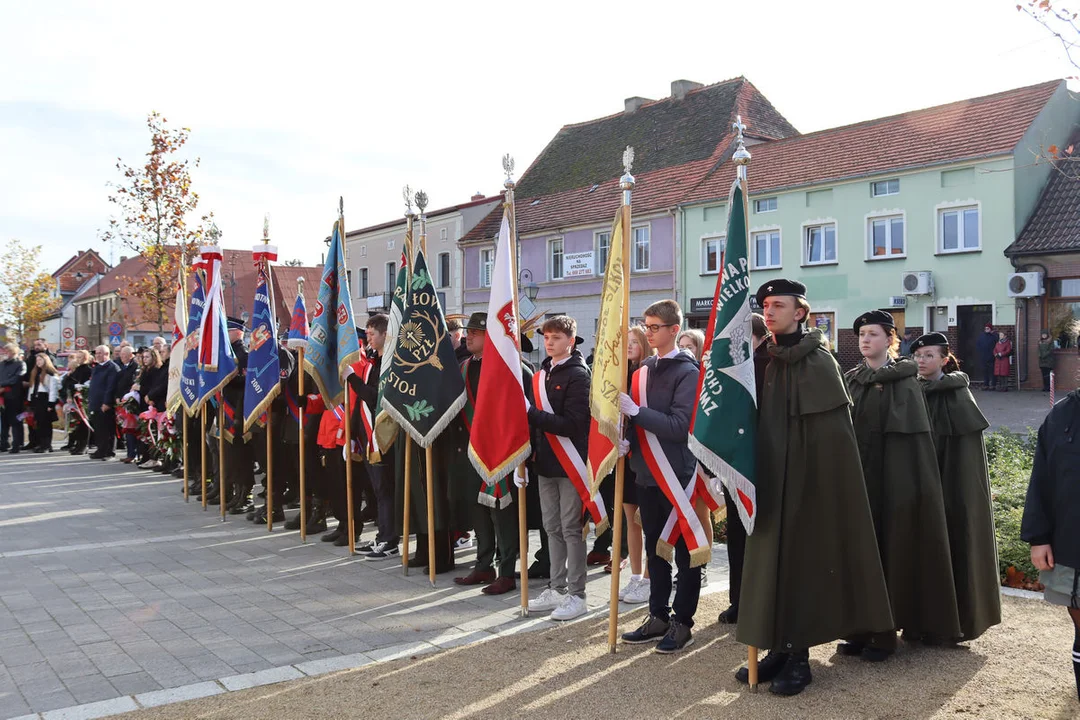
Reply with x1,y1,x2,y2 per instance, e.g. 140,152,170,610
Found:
270,265,322,323
53,249,109,293
1008,132,1080,255
683,80,1064,203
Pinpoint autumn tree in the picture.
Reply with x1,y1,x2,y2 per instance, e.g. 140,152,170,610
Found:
101,112,208,332
1019,1,1080,72
0,239,61,343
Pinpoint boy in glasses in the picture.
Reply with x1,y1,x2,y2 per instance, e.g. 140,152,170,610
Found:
618,299,703,653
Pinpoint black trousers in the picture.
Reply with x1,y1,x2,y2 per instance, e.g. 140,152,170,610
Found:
224,436,255,500
722,486,747,612
982,359,996,388
31,393,52,450
639,484,701,627
1,396,24,450
472,488,519,578
69,415,90,453
92,408,116,456
1042,366,1053,391
368,459,398,546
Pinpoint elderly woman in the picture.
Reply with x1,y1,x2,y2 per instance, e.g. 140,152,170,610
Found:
993,331,1013,392
0,343,27,453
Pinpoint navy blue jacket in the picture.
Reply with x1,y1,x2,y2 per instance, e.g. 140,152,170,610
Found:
88,361,119,410
975,331,997,363
628,350,700,486
1022,390,1080,569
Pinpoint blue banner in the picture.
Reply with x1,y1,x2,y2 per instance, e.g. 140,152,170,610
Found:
243,264,281,430
304,219,360,406
180,270,206,415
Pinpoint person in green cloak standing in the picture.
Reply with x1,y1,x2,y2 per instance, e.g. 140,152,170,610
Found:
840,311,961,660
912,332,1002,643
735,280,893,697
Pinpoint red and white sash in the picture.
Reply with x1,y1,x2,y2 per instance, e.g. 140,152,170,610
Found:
659,463,723,556
631,365,711,567
352,361,376,458
533,370,609,535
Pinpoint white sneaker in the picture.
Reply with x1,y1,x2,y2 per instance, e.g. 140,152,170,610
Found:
618,576,640,601
550,594,587,621
454,535,472,550
623,578,651,605
527,588,564,613
137,459,160,469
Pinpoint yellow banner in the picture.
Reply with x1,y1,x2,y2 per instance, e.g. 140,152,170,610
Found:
588,209,626,480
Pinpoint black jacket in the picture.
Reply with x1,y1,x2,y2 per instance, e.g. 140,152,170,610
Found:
61,364,92,401
140,365,168,410
1022,390,1080,569
115,359,138,401
628,350,701,486
527,351,590,479
0,358,26,397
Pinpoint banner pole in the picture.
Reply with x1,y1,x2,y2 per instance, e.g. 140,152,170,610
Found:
298,346,307,541
218,394,226,522
201,405,208,510
266,409,274,532
345,386,355,555
402,435,412,575
426,445,436,587
183,412,189,503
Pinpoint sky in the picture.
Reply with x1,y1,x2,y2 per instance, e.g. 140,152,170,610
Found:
0,0,1075,272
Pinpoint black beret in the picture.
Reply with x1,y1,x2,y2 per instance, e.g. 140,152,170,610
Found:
755,279,807,308
574,335,586,347
356,327,367,342
852,310,895,334
520,333,533,354
226,316,246,331
466,312,487,331
910,332,949,353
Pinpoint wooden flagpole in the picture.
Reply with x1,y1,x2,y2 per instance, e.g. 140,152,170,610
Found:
298,275,308,541
402,436,412,575
218,394,226,522
414,191,437,587
201,405,208,510
607,147,634,653
183,412,189,502
266,410,274,532
336,204,356,556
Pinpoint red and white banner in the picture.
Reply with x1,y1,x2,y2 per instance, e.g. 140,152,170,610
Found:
166,264,187,414
467,206,531,482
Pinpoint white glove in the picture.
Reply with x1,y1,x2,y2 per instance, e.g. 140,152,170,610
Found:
523,394,532,411
709,477,725,499
340,365,355,382
619,393,639,417
514,467,528,488
618,439,630,457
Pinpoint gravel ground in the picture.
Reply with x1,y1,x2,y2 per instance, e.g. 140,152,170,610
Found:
117,592,1078,720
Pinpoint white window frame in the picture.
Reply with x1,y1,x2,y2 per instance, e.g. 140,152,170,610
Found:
701,235,725,275
751,227,782,270
632,225,650,272
801,219,839,267
935,201,981,254
359,267,368,298
548,237,565,280
870,178,900,197
479,247,493,288
595,230,612,276
437,252,451,288
754,197,778,213
865,211,907,261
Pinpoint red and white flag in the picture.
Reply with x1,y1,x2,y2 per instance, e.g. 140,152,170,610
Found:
165,263,188,414
467,205,531,482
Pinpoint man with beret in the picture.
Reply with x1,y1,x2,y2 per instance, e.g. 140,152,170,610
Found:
735,280,893,696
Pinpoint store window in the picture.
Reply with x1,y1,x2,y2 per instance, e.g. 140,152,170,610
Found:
808,311,837,351
1048,278,1080,348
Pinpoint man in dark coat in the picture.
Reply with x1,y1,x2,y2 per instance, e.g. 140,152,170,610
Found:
223,317,256,512
976,324,997,389
0,343,27,453
88,345,120,459
735,280,893,696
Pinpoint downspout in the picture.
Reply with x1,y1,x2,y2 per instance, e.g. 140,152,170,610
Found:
671,206,681,306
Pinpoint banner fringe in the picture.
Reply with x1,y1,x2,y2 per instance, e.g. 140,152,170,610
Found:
467,441,531,486
378,392,467,449
688,435,756,536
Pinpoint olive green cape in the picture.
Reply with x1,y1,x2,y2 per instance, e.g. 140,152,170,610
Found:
846,358,961,639
920,372,1001,641
737,329,894,652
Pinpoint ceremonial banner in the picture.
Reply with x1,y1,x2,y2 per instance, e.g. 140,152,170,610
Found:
468,207,531,482
180,265,206,415
688,177,757,534
244,256,281,431
166,263,188,415
585,209,625,493
374,244,411,453
196,245,238,404
304,219,360,406
286,289,309,349
379,250,465,447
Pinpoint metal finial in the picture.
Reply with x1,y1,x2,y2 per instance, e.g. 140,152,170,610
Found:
502,154,515,185
620,146,636,200
297,275,305,297
414,190,428,214
338,196,344,218
262,214,270,243
732,114,752,179
622,146,635,175
207,222,221,245
402,185,413,215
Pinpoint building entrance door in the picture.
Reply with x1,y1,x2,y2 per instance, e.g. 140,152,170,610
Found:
957,304,993,383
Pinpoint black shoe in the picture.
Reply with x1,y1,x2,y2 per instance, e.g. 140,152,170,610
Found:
862,647,893,662
322,526,344,543
654,620,693,654
59,443,70,450
621,614,670,644
515,561,550,580
717,606,738,624
9,448,21,454
284,513,302,531
307,517,328,534
33,448,46,454
333,533,359,547
173,466,186,478
769,651,812,696
736,650,789,684
407,556,429,569
836,641,865,656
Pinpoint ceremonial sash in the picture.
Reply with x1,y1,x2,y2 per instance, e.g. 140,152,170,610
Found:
350,361,376,460
631,365,710,567
533,369,609,535
71,396,91,429
463,357,511,508
659,462,724,556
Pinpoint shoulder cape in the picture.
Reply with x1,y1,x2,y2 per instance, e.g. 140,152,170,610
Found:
920,372,989,436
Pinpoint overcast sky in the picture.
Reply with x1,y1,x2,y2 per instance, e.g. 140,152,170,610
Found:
1,0,1074,271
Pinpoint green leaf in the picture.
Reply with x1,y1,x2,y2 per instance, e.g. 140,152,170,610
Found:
404,399,434,421
410,269,432,290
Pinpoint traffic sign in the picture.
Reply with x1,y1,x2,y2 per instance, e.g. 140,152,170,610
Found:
62,327,74,339
109,336,122,347
108,322,123,337
62,339,74,352
75,336,87,349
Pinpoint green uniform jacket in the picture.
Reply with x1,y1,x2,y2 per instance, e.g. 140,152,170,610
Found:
846,359,962,639
737,329,894,652
920,372,1002,641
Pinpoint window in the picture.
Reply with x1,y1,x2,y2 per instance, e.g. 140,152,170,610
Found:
385,262,396,291
549,238,564,280
440,227,448,243
871,179,899,197
480,248,493,288
346,269,353,296
359,268,368,298
868,216,905,259
359,245,367,257
632,226,650,271
386,240,395,250
754,197,777,213
596,231,611,275
939,206,980,253
1048,278,1080,348
702,236,725,274
752,230,781,269
437,252,450,288
803,223,837,265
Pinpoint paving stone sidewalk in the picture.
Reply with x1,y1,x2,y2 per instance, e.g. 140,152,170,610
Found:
0,452,734,719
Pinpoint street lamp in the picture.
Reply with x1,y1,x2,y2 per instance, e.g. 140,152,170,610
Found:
520,268,539,302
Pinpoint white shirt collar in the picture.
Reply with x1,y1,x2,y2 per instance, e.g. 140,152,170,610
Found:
549,354,571,369
661,347,682,360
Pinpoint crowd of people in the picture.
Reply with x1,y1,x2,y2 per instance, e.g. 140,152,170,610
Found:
3,277,1078,702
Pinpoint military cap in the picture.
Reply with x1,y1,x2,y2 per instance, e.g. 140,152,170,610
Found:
755,279,807,308
852,310,895,334
910,332,950,353
466,312,487,331
226,316,246,331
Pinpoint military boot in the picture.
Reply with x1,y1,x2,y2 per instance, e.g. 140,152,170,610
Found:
769,649,812,696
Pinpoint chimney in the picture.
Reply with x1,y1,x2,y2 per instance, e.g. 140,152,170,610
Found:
119,256,128,263
624,96,653,114
471,192,484,202
671,79,704,101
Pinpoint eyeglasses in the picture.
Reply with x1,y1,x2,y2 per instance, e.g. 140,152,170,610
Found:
643,323,676,334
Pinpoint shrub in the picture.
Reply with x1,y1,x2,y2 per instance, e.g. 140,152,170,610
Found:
986,429,1039,586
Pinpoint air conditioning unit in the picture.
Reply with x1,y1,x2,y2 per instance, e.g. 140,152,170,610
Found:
902,271,933,295
1007,271,1044,298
